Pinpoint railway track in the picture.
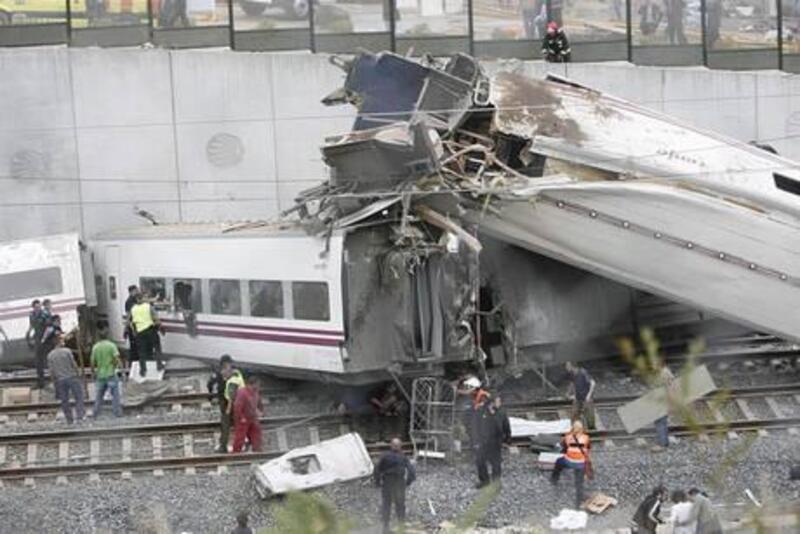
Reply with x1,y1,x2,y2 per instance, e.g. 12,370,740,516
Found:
2,383,800,484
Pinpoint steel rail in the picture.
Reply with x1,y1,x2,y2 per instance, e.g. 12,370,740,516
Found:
3,383,800,447
0,442,400,479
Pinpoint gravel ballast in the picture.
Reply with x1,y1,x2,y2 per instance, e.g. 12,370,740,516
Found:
0,434,797,533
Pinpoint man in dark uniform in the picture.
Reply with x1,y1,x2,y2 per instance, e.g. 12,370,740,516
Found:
27,300,46,389
374,437,416,534
473,395,511,488
207,354,235,453
124,285,139,369
542,22,572,63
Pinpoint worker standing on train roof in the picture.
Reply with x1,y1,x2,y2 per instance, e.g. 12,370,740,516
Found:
232,375,263,453
565,361,596,430
129,292,163,377
551,420,592,509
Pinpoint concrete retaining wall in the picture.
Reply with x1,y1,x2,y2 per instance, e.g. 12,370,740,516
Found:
2,48,798,241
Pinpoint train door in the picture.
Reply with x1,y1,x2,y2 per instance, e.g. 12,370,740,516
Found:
103,246,125,343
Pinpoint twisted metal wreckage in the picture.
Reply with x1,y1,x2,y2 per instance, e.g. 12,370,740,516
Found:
289,50,800,374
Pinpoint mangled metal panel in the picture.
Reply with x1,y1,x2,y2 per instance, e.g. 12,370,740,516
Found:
322,121,442,191
617,364,716,433
489,72,800,219
325,51,482,133
252,433,373,498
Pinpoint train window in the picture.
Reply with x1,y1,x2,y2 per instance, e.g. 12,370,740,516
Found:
174,279,202,312
0,267,63,303
249,281,284,318
109,276,117,300
210,279,242,316
774,173,800,196
291,282,330,321
139,278,167,302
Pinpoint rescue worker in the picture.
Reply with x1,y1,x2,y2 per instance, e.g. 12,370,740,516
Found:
473,395,511,488
129,293,163,376
652,359,675,450
26,300,46,389
542,22,571,63
678,488,723,534
374,437,416,534
40,314,63,367
551,420,592,509
208,354,239,453
47,333,85,424
565,361,596,430
124,285,140,369
91,328,122,418
232,375,263,453
632,485,668,533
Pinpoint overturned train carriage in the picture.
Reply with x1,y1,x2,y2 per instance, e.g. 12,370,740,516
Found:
313,50,800,368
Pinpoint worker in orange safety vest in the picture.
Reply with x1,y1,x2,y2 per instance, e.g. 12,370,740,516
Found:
551,420,592,508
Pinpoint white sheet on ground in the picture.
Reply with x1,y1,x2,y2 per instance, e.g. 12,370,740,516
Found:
550,509,589,530
509,416,571,438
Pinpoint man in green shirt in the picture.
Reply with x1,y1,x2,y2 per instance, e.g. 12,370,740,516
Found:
91,329,122,418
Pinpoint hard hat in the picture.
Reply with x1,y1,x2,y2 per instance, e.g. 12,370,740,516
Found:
463,377,481,389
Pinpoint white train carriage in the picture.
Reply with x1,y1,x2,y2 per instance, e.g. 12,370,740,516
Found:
90,219,474,383
92,223,348,377
0,233,89,367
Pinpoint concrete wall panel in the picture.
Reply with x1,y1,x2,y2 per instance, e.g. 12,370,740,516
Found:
0,48,73,131
0,205,82,241
77,126,176,182
81,202,181,237
175,121,276,184
70,49,172,128
755,72,800,161
172,51,273,123
662,68,758,142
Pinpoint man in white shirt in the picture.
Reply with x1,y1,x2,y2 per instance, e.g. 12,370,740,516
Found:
670,489,696,534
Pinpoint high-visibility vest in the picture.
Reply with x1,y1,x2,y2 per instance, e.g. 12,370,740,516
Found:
563,431,590,463
130,302,154,334
224,370,245,402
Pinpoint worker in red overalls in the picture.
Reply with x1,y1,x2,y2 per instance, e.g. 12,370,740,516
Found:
232,375,264,453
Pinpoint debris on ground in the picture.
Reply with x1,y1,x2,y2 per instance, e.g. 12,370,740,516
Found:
549,508,588,530
583,493,618,514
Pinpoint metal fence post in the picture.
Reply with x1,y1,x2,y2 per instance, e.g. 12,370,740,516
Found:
389,0,396,52
467,0,474,55
65,0,72,43
625,0,632,63
700,0,708,66
146,0,154,41
777,0,784,71
309,0,316,52
227,0,236,50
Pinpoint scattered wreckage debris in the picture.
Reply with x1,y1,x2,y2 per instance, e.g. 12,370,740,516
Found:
252,433,373,498
582,493,618,515
549,508,589,530
617,364,717,433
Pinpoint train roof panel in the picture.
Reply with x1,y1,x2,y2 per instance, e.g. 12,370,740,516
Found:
90,220,332,241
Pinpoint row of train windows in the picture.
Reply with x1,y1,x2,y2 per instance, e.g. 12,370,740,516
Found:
134,277,330,322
